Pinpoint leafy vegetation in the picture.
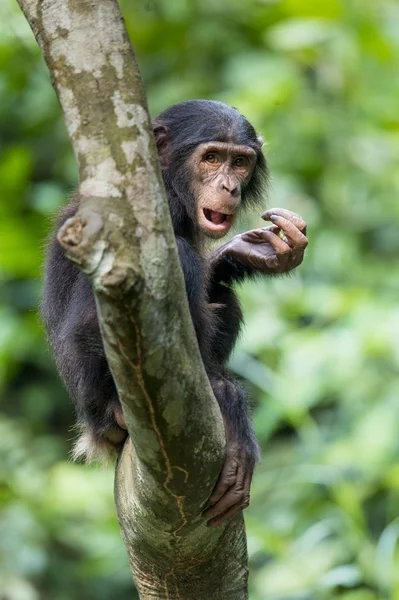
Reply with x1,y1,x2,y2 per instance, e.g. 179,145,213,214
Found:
1,0,399,598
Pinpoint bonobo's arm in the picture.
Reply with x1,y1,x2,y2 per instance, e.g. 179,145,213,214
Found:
177,238,261,527
175,236,214,360
209,208,308,286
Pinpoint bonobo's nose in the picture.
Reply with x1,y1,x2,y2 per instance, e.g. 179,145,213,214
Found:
220,175,239,197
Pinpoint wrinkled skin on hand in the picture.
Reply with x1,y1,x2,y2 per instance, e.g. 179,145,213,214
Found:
203,435,254,528
223,208,308,273
202,378,258,527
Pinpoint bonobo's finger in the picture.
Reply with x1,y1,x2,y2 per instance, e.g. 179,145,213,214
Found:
268,215,308,249
207,472,252,527
262,208,307,233
261,225,281,234
239,228,267,243
248,225,280,234
204,462,246,522
114,406,127,430
243,228,291,254
207,447,239,506
242,225,285,242
207,503,244,528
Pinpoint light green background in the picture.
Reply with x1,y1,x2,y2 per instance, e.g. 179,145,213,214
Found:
1,1,399,598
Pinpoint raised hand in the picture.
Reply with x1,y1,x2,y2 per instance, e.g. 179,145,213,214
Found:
223,207,308,274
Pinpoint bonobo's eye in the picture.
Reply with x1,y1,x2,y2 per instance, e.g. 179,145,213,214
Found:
234,156,249,168
204,153,220,164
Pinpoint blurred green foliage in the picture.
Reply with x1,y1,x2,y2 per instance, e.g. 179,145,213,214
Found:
1,0,399,598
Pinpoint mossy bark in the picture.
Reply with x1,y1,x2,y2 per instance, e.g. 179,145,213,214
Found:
17,0,249,597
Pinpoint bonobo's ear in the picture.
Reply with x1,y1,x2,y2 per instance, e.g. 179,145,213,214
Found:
152,119,169,167
256,136,264,148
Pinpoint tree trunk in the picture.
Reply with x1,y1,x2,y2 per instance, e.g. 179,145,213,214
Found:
16,0,249,597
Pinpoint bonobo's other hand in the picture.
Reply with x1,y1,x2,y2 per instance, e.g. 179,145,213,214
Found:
203,440,254,527
223,208,308,274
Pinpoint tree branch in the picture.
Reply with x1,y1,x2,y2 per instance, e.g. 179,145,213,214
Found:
17,0,249,597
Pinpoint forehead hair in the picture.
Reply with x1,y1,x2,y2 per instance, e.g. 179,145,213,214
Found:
154,100,261,152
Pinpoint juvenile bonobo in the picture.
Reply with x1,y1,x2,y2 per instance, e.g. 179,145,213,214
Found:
42,99,308,527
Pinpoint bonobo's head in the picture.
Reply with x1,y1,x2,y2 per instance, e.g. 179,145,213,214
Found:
153,100,268,239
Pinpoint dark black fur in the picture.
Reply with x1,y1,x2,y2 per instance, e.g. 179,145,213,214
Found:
41,100,268,463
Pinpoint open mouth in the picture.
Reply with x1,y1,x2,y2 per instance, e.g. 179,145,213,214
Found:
202,208,234,232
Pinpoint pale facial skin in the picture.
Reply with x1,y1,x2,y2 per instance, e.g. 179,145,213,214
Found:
191,141,308,275
190,142,257,238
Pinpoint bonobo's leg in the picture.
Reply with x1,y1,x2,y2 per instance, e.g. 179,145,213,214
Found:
61,285,121,439
204,376,260,527
50,273,126,459
42,214,126,460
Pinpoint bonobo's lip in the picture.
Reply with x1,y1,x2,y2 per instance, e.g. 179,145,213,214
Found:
200,208,234,233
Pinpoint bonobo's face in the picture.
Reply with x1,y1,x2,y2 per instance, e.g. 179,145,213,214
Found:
189,142,257,239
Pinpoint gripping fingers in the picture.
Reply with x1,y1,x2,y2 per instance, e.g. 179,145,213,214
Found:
207,502,245,528
255,229,291,254
208,448,239,506
262,225,281,234
269,215,308,249
206,472,252,528
242,228,290,253
262,208,307,234
204,463,247,524
205,460,245,520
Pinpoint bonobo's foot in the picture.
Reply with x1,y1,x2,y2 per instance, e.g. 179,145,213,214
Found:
105,406,128,445
114,405,127,430
203,441,253,527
